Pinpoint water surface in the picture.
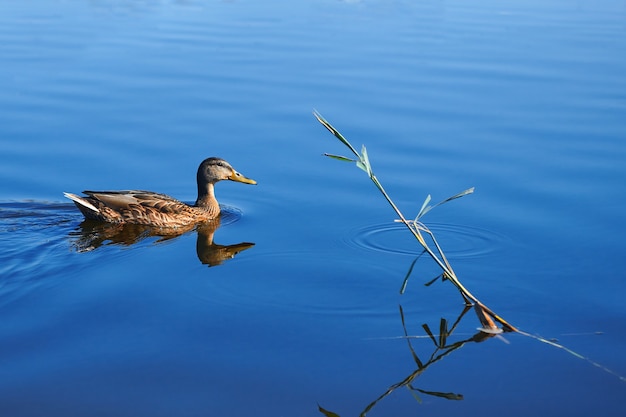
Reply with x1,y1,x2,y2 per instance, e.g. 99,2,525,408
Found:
1,1,625,416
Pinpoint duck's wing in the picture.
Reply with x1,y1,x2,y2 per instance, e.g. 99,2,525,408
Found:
83,190,189,213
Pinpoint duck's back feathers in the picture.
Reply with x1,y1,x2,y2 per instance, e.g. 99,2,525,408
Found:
64,190,214,228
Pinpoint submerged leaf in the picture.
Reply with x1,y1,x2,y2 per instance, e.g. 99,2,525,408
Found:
318,404,341,417
415,388,464,401
424,273,442,287
438,318,448,347
400,305,424,368
408,388,423,404
421,323,437,346
400,256,420,294
474,304,499,332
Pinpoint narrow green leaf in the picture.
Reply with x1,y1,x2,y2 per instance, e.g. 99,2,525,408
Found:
415,188,475,220
415,194,432,221
437,187,475,205
323,153,356,162
355,160,369,173
313,110,360,158
360,144,372,175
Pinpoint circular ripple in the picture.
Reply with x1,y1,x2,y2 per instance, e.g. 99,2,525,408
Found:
346,222,511,260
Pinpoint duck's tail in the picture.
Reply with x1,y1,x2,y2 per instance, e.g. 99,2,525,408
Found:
63,192,100,214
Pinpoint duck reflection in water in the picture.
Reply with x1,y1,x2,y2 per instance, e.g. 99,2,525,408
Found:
69,216,254,267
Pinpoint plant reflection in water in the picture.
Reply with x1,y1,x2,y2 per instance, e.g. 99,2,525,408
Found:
319,304,502,417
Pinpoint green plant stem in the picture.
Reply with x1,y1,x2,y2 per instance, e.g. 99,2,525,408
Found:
315,110,518,332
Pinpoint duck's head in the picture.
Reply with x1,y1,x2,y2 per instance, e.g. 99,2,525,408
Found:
197,157,257,186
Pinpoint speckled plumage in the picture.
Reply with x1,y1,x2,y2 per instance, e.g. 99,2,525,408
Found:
64,157,256,228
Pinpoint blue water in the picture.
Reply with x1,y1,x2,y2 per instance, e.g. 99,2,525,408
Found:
1,1,625,416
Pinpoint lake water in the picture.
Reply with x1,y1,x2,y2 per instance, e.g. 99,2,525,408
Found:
1,0,625,416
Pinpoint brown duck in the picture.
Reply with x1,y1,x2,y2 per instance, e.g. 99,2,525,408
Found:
64,157,256,228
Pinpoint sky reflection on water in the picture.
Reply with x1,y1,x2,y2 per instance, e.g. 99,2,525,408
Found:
1,1,625,416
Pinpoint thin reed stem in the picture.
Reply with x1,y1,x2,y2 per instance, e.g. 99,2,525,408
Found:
314,110,518,332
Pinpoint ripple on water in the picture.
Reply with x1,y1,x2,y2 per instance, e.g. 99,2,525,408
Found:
0,202,78,301
0,201,246,303
217,205,243,226
345,221,512,260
